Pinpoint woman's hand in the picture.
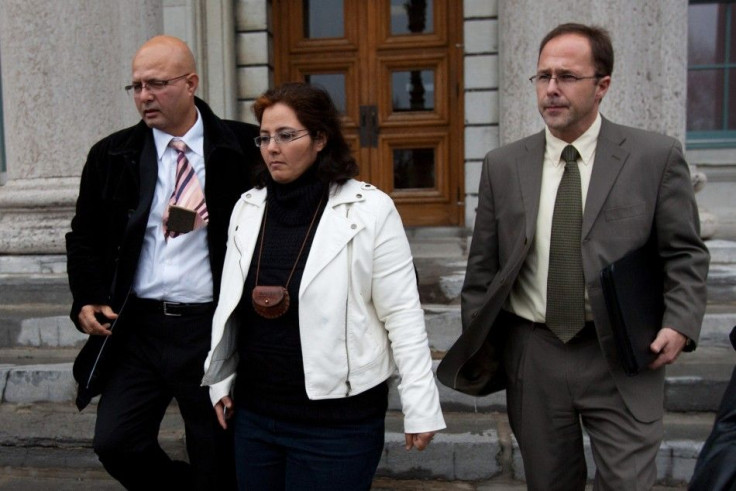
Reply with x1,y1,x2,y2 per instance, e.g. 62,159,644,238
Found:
404,431,435,451
214,396,234,430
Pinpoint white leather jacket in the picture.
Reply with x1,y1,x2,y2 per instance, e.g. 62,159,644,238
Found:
202,179,445,434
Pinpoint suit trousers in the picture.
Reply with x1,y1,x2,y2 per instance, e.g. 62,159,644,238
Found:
93,305,235,490
502,312,662,491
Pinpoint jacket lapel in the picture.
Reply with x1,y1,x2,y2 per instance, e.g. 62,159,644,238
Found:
232,189,266,280
300,183,363,295
582,119,629,239
134,132,158,227
517,131,545,239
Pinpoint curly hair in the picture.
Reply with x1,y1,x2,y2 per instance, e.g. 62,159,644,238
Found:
252,82,359,188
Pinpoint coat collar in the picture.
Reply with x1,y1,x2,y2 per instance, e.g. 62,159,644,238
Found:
517,118,630,240
106,97,245,160
517,130,546,240
240,179,369,208
237,179,368,296
581,117,629,238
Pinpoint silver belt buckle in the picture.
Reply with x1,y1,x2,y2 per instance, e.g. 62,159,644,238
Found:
162,301,182,317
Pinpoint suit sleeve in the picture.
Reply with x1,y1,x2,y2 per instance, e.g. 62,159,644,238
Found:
461,154,500,330
65,142,116,330
654,140,710,347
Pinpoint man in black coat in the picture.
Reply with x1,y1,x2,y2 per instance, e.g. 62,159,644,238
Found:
66,35,260,490
689,326,736,491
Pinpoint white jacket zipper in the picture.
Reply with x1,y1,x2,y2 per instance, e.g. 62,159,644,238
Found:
344,204,352,396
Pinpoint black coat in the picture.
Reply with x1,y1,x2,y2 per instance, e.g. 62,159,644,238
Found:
689,326,736,491
66,98,260,408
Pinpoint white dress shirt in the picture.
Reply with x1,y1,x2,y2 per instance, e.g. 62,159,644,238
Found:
132,108,214,303
507,113,602,323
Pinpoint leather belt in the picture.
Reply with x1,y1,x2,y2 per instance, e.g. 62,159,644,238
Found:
500,310,596,341
130,296,214,317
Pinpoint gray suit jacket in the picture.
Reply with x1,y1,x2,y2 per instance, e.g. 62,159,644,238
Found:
437,117,710,422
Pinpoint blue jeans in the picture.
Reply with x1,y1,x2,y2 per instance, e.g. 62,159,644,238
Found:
233,408,385,490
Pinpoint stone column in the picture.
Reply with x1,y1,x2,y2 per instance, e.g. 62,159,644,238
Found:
163,0,237,119
0,0,162,253
497,0,715,237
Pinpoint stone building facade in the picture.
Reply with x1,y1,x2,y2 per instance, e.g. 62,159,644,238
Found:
0,0,731,255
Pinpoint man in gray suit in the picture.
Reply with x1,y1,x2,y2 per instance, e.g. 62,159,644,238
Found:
437,23,709,490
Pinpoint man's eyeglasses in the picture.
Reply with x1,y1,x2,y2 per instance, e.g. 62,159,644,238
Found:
125,74,190,95
254,129,311,147
529,73,601,86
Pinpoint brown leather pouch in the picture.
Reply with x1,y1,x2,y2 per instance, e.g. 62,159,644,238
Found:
252,285,290,319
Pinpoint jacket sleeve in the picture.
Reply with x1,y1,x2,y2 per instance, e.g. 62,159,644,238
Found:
654,139,710,346
66,141,118,330
371,196,446,434
461,153,500,330
202,196,251,403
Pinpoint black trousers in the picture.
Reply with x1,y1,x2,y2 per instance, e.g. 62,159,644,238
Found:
93,305,235,490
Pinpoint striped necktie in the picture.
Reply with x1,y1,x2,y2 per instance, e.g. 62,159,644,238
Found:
162,138,209,240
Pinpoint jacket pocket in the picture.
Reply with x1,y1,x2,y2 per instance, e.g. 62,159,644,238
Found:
604,202,647,221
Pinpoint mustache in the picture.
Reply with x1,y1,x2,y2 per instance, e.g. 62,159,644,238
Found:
542,98,568,108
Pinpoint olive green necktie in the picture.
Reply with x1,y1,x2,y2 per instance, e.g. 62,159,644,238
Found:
546,144,586,342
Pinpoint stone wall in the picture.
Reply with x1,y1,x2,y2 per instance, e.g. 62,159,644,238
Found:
497,0,688,144
0,0,162,253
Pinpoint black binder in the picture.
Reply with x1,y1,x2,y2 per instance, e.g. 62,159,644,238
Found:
600,244,664,376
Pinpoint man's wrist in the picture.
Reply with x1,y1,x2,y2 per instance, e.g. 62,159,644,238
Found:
683,337,695,351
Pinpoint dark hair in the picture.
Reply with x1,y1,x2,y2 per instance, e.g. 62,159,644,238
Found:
539,23,614,77
251,82,358,188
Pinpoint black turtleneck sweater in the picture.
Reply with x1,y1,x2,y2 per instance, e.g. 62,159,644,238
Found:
234,167,387,424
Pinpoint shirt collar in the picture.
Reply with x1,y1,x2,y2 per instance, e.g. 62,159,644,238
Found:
545,112,602,167
152,107,205,159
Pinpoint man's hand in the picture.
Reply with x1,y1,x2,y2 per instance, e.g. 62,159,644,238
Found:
404,432,436,451
648,327,688,370
215,396,234,430
78,304,118,336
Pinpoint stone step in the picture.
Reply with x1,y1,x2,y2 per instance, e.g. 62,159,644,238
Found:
0,346,732,413
0,402,710,488
2,240,736,312
423,305,736,352
0,313,83,349
1,305,733,352
704,239,736,264
0,273,72,307
419,347,735,414
6,244,735,311
416,262,736,307
0,256,67,275
2,237,731,281
706,264,736,305
415,238,736,305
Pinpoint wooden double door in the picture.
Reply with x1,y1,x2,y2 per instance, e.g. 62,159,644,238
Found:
273,0,464,226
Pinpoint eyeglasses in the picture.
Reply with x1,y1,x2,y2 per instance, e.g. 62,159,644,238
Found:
125,74,190,95
529,73,601,86
254,129,311,147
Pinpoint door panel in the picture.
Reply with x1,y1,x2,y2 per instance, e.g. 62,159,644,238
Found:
378,54,448,124
274,0,463,226
295,61,359,122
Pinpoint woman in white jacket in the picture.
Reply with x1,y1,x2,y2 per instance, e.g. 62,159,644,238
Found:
202,82,445,490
